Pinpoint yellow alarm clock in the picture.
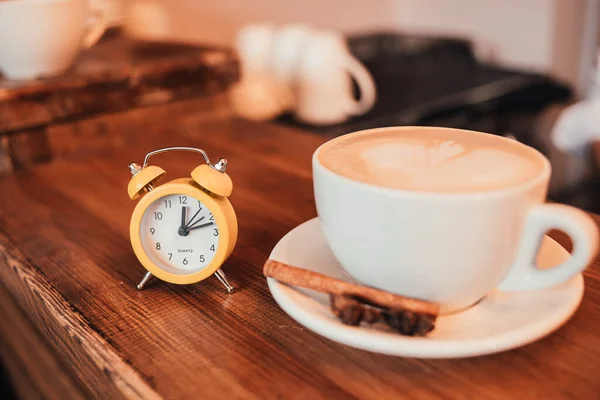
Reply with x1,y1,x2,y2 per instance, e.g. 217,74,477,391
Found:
127,147,237,292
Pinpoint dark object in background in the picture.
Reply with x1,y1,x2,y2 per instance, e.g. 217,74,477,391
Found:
279,32,571,140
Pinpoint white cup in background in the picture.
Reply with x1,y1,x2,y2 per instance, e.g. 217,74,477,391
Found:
231,24,295,121
295,31,376,125
270,24,312,87
236,24,276,77
232,25,377,125
0,0,107,81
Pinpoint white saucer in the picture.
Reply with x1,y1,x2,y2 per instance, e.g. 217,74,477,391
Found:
267,218,584,358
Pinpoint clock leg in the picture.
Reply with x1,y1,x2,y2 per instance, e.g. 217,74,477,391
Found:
137,271,153,290
214,269,234,293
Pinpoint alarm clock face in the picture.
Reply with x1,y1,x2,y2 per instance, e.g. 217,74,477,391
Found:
140,194,220,273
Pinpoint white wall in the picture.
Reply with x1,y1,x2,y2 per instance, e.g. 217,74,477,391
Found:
395,0,591,94
125,0,595,91
126,0,399,45
396,0,556,71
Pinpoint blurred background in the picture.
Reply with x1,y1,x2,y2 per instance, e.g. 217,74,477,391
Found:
122,0,596,92
121,0,600,210
1,0,599,210
3,1,599,207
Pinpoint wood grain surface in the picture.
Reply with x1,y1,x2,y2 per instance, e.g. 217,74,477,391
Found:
0,283,87,400
0,34,238,175
0,94,232,176
1,109,600,399
0,34,238,135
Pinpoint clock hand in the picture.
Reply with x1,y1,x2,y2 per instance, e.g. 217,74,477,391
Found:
186,216,205,229
186,222,214,232
180,206,187,229
178,207,191,236
185,208,202,228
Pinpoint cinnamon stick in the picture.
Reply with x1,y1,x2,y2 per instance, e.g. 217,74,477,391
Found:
263,260,439,317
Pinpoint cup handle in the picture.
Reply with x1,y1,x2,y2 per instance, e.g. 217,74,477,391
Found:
82,8,108,49
498,204,598,291
342,55,377,116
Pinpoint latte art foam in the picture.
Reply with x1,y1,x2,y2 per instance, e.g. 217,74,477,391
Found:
319,128,545,193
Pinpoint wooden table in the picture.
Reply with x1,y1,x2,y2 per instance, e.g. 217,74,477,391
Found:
1,99,600,400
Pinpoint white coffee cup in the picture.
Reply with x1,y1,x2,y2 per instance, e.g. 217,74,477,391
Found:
313,126,599,312
295,31,376,125
0,0,107,80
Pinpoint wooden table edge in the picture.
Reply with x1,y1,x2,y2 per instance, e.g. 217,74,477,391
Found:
0,232,161,400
